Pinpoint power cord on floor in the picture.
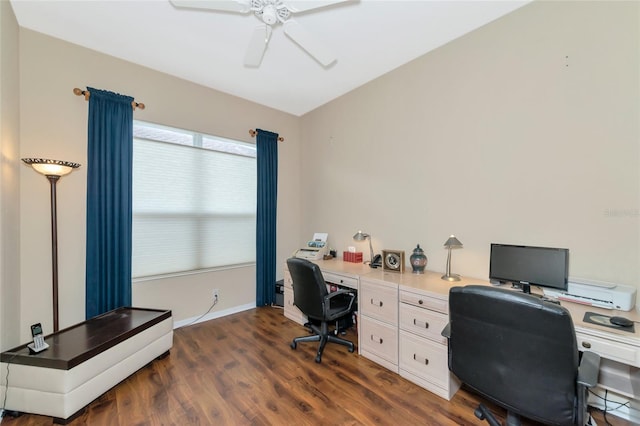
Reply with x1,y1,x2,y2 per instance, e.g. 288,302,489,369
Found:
185,295,218,327
588,388,631,426
1,353,18,420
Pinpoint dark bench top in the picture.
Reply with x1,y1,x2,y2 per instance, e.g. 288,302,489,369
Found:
1,307,172,370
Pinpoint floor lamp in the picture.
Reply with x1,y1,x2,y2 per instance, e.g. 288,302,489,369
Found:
23,158,80,332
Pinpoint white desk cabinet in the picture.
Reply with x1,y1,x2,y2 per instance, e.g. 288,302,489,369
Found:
399,288,460,400
283,266,306,325
359,277,399,372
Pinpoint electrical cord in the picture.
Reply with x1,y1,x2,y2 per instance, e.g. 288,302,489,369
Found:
184,296,218,327
1,353,18,419
588,388,631,426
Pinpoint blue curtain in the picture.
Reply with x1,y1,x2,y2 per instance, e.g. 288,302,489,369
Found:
256,129,279,306
85,87,134,319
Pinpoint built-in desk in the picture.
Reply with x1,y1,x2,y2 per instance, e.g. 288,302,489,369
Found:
284,259,640,413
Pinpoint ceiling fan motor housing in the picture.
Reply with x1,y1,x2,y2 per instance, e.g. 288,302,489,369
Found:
252,0,291,25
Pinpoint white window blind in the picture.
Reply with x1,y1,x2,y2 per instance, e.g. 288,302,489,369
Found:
132,121,256,278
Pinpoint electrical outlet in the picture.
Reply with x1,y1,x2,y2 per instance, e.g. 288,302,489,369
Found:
213,288,219,301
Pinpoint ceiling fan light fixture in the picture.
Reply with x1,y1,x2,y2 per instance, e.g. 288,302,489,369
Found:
252,0,290,25
259,5,278,25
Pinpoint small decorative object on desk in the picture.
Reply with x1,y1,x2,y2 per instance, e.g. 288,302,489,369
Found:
343,251,363,263
382,250,405,273
410,244,428,274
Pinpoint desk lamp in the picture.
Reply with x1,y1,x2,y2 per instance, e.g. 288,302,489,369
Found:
23,158,81,332
441,235,463,281
353,230,377,268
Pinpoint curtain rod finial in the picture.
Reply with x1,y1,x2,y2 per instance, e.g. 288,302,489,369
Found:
73,87,89,100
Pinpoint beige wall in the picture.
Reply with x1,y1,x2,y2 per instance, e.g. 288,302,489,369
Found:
18,29,302,340
300,1,639,287
0,0,21,350
8,0,640,343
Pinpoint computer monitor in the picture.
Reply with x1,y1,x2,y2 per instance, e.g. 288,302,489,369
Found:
489,243,569,292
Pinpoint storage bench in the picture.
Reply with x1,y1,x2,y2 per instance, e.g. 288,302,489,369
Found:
0,307,173,424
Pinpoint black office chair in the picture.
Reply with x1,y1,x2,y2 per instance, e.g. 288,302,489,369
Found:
442,285,600,426
286,258,356,363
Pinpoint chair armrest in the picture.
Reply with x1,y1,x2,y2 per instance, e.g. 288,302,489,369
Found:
326,289,354,300
441,323,451,339
578,351,601,388
325,289,356,311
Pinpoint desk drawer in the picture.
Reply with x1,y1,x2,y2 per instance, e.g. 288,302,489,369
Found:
360,316,398,366
399,290,448,315
576,332,640,367
399,303,448,344
399,330,448,390
360,280,398,325
323,272,358,289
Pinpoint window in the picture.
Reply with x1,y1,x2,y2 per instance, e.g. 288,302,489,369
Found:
132,121,257,278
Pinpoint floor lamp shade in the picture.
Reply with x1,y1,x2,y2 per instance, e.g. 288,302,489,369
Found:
23,158,80,332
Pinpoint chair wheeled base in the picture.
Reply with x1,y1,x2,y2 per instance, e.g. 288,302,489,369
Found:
291,319,355,363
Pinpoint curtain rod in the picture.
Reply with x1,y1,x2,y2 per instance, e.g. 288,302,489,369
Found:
73,88,145,110
249,129,284,142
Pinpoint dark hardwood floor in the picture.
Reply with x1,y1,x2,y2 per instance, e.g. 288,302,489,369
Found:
2,306,631,425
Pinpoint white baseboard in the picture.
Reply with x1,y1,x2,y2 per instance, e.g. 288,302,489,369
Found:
173,302,256,329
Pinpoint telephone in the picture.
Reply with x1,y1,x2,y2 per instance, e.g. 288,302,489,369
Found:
27,322,49,354
370,254,382,268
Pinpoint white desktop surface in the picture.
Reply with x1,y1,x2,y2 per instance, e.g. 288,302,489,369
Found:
313,259,640,361
313,259,372,278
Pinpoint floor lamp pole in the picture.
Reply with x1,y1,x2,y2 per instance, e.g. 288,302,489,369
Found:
48,175,61,332
22,158,80,334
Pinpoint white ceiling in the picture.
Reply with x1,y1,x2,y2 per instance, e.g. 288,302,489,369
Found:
9,0,530,116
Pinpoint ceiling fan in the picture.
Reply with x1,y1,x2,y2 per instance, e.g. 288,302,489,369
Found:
169,0,350,67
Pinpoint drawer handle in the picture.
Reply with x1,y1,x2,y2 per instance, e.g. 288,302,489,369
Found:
581,341,592,349
418,299,424,305
371,335,383,344
371,298,383,307
413,354,429,365
413,319,429,329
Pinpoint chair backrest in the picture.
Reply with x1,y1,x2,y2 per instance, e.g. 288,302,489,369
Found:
447,285,579,425
286,258,329,321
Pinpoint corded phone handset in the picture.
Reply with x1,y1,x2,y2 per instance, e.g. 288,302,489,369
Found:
370,254,382,268
28,322,49,354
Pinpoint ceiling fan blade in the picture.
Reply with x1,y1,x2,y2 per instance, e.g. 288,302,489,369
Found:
283,20,336,66
286,0,350,13
169,0,251,14
244,24,270,67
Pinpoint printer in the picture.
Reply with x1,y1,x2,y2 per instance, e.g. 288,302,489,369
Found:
543,278,637,311
294,233,328,261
